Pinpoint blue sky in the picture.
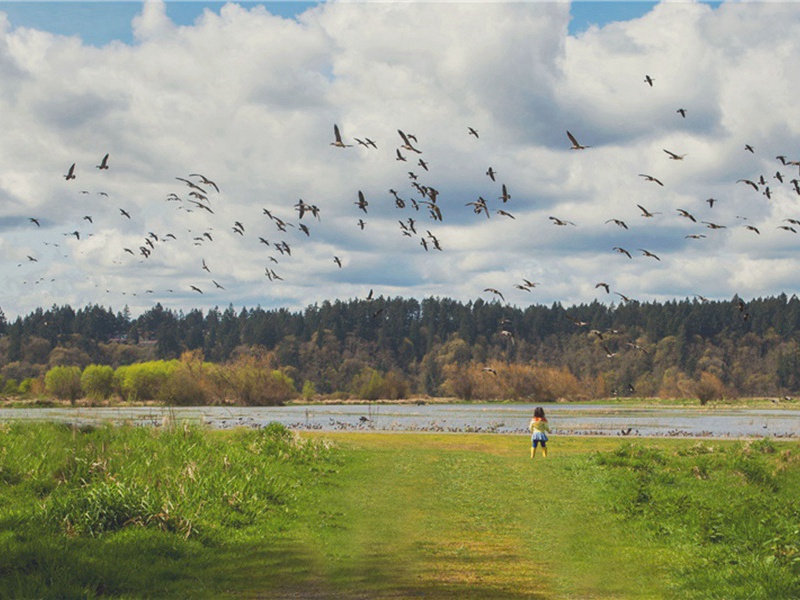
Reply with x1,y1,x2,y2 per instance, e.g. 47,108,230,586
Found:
0,1,798,319
0,2,693,45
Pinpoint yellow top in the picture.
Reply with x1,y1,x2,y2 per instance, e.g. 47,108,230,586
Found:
529,418,551,434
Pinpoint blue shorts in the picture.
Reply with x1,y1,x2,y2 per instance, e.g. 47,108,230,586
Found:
531,432,548,447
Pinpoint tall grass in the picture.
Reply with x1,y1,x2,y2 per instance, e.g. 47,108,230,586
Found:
0,421,336,597
591,439,800,598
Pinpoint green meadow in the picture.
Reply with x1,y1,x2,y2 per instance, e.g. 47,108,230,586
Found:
0,422,798,598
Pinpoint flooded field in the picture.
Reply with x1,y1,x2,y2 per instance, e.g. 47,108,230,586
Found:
1,403,798,438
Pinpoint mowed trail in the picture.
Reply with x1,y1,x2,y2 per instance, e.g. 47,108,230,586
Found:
289,434,671,599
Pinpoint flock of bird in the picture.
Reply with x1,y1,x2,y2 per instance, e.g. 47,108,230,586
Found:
10,69,800,369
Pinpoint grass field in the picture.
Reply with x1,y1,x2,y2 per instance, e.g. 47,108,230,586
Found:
0,422,798,598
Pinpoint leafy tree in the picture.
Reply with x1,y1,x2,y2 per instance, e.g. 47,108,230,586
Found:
45,366,82,403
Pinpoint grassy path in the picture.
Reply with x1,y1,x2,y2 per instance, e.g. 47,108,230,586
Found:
289,434,673,599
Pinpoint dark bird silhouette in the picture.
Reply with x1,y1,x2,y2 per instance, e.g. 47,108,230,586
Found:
549,216,576,226
331,124,351,148
595,282,610,294
605,218,628,229
119,208,131,219
83,215,93,223
496,209,515,219
64,163,76,180
484,288,505,301
615,292,633,303
706,197,718,208
29,217,40,227
637,204,661,218
334,256,342,268
663,148,686,160
176,177,207,194
676,108,687,118
189,174,219,192
356,191,368,213
486,167,496,181
685,233,707,239
398,129,422,154
702,221,726,229
202,259,210,272
468,127,479,138
744,225,760,234
566,130,590,150
96,153,110,170
639,174,664,186
212,280,225,289
744,144,755,153
565,314,588,327
639,248,661,261
395,149,407,162
644,74,654,87
676,208,696,222
190,285,203,294
613,246,632,259
499,184,511,203
737,179,759,191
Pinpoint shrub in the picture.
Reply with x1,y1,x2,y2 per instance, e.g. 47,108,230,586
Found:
212,356,296,405
3,378,19,395
115,361,177,402
81,365,115,400
301,380,317,401
693,371,726,405
44,366,82,403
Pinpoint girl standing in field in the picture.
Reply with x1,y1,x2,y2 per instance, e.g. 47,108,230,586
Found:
529,406,551,458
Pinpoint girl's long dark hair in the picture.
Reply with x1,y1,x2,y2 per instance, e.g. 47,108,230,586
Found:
534,406,546,420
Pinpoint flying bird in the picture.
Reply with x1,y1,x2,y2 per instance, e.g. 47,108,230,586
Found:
96,153,110,170
499,184,511,203
549,216,576,226
29,218,40,227
613,247,632,259
484,288,505,301
676,108,687,118
639,174,664,186
663,149,686,160
639,249,661,261
330,124,351,148
398,129,422,154
595,282,610,294
676,209,696,222
189,174,220,192
637,204,661,218
468,127,479,138
190,285,203,294
566,130,590,150
605,218,628,229
119,208,131,219
644,74,654,87
64,163,76,180
486,167,496,181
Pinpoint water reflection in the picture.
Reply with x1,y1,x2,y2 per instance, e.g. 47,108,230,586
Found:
1,403,798,438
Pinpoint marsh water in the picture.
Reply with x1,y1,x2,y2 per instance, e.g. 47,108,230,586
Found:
1,403,798,438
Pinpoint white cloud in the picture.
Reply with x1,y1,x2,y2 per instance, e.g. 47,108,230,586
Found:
1,1,800,319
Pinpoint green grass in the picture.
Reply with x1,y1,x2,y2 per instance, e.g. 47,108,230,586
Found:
0,423,798,598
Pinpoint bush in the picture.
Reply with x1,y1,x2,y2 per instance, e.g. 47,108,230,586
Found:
44,366,82,403
212,356,296,405
81,365,115,400
301,380,317,401
115,361,177,402
693,371,726,405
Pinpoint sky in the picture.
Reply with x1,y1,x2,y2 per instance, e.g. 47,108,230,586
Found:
1,0,799,320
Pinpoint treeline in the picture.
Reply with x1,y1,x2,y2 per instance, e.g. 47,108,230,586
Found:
2,293,800,402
